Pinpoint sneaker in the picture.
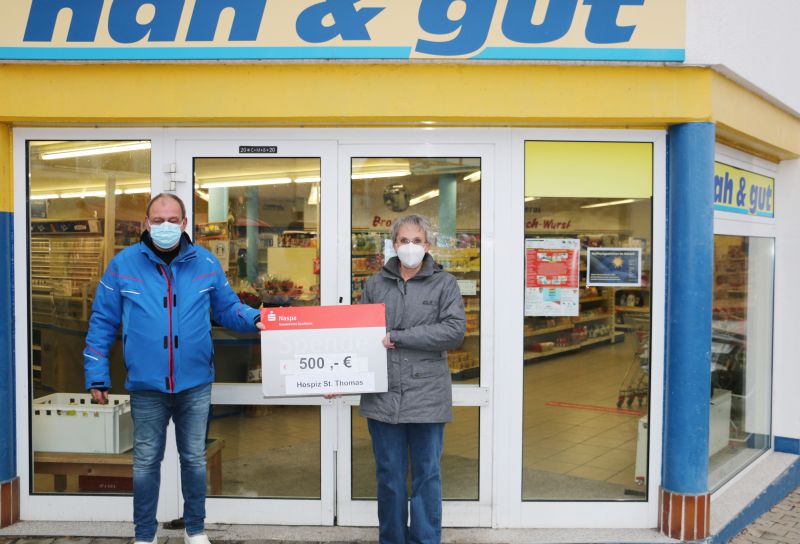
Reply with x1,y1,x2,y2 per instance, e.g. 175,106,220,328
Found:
183,531,211,544
133,538,157,544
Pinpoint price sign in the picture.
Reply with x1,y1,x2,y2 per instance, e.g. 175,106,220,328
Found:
260,304,388,397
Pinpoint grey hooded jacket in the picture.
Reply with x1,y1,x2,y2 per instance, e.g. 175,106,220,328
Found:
359,253,466,424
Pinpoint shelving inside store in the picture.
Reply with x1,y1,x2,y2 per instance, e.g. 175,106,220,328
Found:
350,228,482,380
523,232,651,363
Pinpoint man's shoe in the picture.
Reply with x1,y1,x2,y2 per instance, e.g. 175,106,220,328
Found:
184,531,211,544
133,538,157,544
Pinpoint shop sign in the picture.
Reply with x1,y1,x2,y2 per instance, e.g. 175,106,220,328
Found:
0,0,684,62
714,162,775,218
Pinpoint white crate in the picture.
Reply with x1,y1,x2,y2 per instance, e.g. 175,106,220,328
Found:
32,393,133,454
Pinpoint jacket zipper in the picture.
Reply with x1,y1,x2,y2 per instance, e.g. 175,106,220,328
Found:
159,264,175,392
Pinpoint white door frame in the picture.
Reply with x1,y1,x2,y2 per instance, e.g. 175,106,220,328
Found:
172,136,339,525
333,141,497,528
498,128,667,528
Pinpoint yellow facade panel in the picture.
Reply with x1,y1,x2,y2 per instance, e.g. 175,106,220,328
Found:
0,124,11,213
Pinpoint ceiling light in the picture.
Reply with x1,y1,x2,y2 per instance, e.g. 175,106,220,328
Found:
295,175,321,184
41,141,151,161
463,171,481,182
307,185,320,205
123,187,151,195
409,189,440,207
195,189,210,202
60,191,106,198
524,196,539,202
351,170,411,180
200,177,292,189
30,194,60,201
580,199,636,209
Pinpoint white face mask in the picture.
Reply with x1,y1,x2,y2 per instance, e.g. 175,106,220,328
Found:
396,243,426,268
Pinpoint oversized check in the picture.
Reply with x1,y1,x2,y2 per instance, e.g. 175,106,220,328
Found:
260,304,388,397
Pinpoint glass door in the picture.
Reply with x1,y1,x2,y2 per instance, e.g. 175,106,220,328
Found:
334,143,494,528
175,139,338,525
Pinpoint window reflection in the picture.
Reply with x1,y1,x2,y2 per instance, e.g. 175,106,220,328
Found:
350,157,481,381
708,235,773,490
28,140,151,494
193,158,321,384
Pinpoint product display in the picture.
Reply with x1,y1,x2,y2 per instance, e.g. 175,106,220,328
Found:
351,228,481,379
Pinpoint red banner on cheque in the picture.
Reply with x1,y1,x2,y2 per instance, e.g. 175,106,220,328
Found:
260,304,386,331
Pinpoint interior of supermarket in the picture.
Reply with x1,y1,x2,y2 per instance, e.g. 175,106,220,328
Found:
26,138,769,504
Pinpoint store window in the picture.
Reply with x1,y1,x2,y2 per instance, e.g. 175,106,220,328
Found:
350,157,481,500
27,140,151,494
708,235,774,490
193,157,322,498
522,141,652,501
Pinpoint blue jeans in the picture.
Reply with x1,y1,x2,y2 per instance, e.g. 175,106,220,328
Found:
367,419,445,544
130,383,212,541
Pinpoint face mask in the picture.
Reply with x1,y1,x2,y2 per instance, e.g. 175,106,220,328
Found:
149,221,182,250
396,243,426,268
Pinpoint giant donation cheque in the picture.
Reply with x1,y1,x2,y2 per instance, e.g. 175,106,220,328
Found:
260,304,388,397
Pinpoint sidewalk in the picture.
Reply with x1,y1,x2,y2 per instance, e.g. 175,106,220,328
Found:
730,485,800,543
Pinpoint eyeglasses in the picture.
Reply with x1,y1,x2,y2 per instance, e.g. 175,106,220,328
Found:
398,238,426,245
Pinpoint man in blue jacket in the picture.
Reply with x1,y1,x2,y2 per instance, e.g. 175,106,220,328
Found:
84,193,264,544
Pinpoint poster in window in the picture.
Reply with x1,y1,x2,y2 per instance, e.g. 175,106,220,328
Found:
586,248,641,287
524,238,580,316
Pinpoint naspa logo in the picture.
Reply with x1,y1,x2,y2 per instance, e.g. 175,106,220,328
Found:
22,0,654,57
266,311,276,323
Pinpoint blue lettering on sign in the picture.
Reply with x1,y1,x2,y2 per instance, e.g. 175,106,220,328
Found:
21,0,649,54
417,0,497,56
714,172,734,205
749,184,773,215
296,0,384,43
584,0,644,44
502,0,578,44
186,0,267,41
24,0,104,42
108,0,183,43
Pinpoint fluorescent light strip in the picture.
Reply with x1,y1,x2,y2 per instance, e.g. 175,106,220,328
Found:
410,189,440,207
580,199,636,209
30,194,60,201
123,187,151,194
60,191,107,198
463,171,481,182
294,176,321,184
195,189,210,202
351,170,411,180
41,141,151,161
200,177,292,189
524,196,539,202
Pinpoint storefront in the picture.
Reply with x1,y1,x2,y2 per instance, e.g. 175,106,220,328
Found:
1,1,799,541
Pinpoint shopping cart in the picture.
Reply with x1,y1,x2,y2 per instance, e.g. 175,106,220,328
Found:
617,318,650,409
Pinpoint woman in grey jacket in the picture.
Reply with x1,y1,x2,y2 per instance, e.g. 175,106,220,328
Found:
360,214,466,544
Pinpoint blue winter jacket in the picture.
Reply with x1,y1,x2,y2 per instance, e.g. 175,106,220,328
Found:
84,233,260,393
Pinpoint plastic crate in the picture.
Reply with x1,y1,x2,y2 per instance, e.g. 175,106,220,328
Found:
32,393,133,454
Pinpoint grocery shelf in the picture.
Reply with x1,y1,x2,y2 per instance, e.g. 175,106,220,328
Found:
524,324,573,337
616,306,650,313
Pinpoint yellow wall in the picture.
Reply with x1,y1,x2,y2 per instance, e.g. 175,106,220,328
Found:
0,63,797,160
0,124,11,213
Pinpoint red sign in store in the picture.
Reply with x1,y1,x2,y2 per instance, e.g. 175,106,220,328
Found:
524,238,581,317
525,248,580,289
261,304,386,331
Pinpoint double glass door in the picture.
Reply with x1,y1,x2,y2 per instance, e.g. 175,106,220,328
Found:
171,138,492,526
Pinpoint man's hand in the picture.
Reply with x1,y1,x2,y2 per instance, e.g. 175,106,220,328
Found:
382,332,396,349
90,388,108,405
256,321,266,331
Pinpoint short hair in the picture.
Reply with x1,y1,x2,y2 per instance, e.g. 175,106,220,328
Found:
390,214,435,244
146,193,186,220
